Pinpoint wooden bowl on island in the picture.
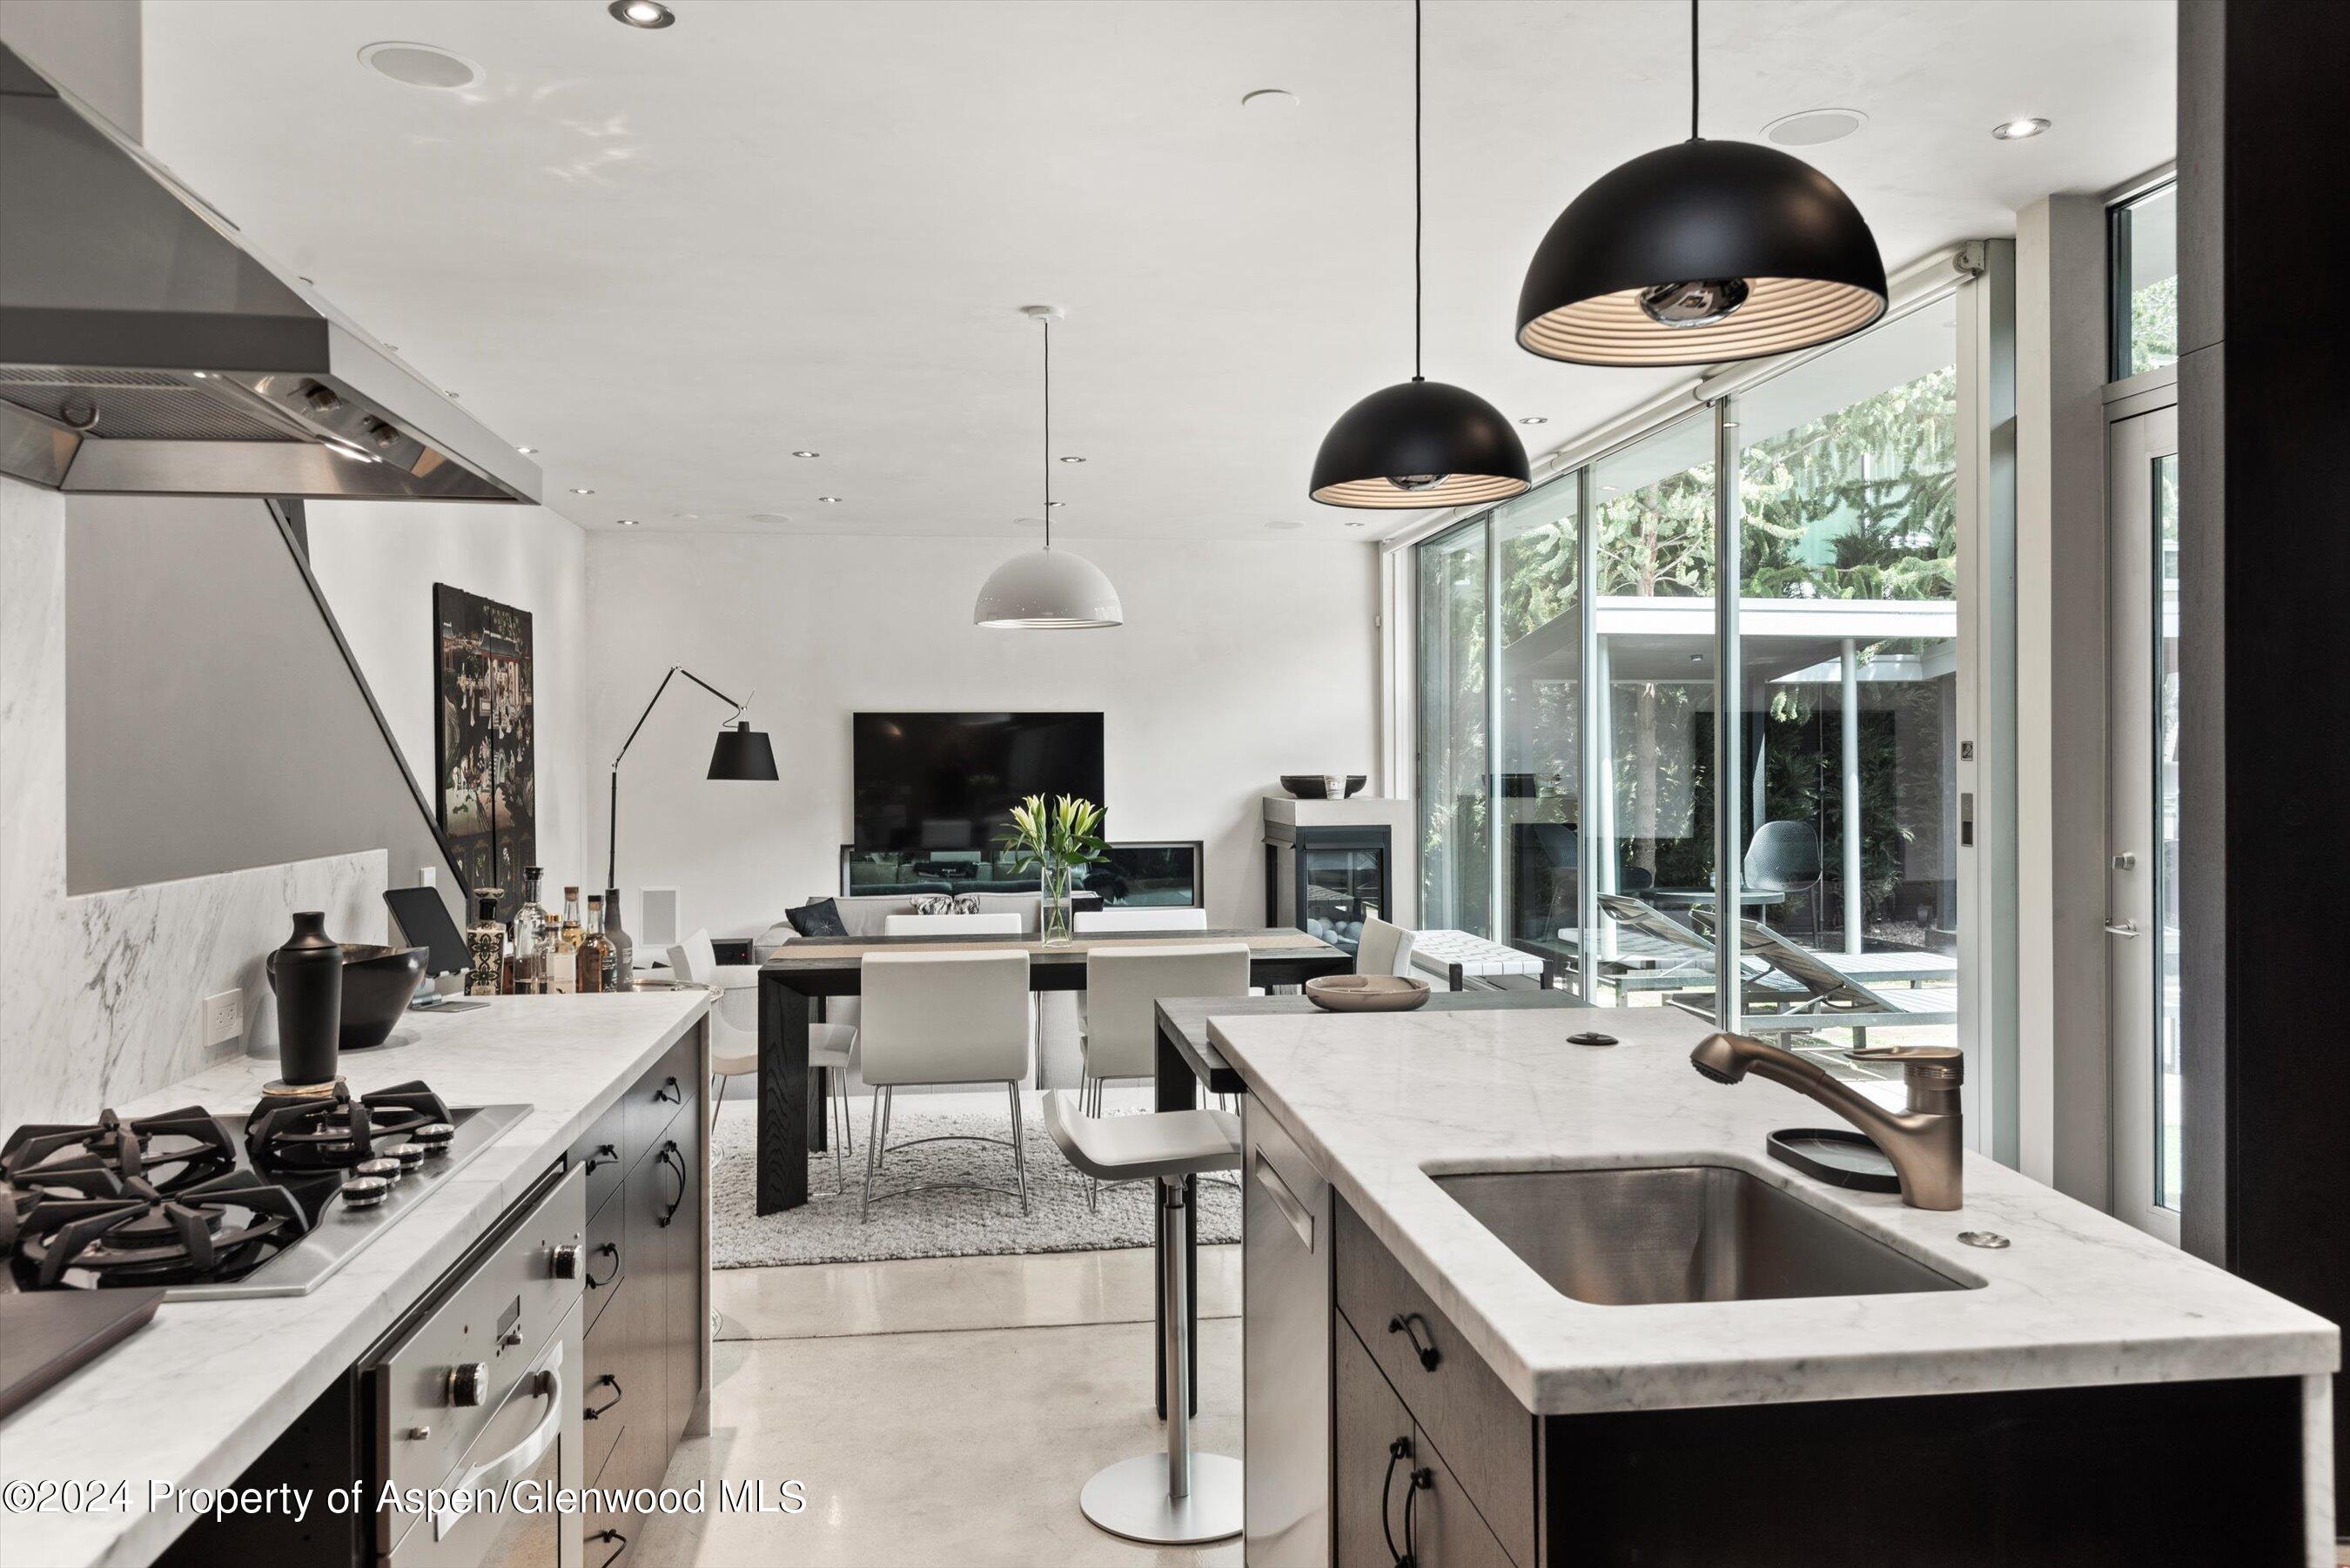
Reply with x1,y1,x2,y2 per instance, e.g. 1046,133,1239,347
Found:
1304,974,1431,1013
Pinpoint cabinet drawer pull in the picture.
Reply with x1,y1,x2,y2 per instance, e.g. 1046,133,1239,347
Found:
1388,1311,1440,1370
1381,1436,1413,1567
656,1141,688,1228
583,1142,620,1176
586,1241,620,1289
583,1373,623,1420
589,1527,628,1566
653,1075,682,1105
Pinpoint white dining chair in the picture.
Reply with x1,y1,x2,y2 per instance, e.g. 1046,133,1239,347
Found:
1072,908,1210,935
1355,916,1418,978
856,948,1033,1220
1074,943,1250,1210
882,912,1026,937
670,930,860,1189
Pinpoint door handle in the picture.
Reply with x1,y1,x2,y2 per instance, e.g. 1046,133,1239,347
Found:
2104,921,2140,938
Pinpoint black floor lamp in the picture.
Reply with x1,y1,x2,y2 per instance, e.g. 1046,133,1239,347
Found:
608,667,779,973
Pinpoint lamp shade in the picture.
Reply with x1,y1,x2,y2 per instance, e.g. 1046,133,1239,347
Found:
1308,379,1531,509
708,720,779,781
1516,138,1886,368
973,546,1124,629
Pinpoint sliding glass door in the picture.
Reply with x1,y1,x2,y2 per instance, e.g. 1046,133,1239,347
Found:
1416,524,1489,935
1494,476,1581,962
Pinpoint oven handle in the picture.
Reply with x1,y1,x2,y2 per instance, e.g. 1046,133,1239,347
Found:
432,1339,565,1539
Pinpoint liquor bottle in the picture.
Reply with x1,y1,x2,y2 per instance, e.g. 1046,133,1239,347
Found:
558,886,584,955
466,888,506,997
511,867,552,995
601,886,634,992
576,895,614,995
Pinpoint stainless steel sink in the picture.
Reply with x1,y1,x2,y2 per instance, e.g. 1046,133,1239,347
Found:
1434,1165,1970,1304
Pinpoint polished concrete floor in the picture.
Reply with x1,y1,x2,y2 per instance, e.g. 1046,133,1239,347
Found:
635,1246,1244,1567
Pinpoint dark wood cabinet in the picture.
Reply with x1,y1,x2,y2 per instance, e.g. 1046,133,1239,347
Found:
1335,1317,1411,1568
574,1023,706,1537
1333,1194,2306,1568
1335,1316,1514,1568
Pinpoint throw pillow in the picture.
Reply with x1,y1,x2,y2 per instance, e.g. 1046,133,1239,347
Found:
784,898,848,937
910,894,984,916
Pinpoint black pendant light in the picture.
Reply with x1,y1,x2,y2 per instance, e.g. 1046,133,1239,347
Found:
1515,0,1887,368
1310,0,1528,511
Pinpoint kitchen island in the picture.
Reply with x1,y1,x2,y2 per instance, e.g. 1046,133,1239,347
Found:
1212,1002,2339,1566
0,990,710,1568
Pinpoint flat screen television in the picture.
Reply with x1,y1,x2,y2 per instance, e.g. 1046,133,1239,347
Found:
852,712,1104,854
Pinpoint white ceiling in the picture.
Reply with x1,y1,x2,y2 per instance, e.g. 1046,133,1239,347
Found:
139,0,2174,541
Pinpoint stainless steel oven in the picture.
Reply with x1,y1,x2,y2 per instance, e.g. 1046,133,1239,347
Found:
370,1164,588,1568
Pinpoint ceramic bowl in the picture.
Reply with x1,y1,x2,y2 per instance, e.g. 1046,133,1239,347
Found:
1303,973,1432,1013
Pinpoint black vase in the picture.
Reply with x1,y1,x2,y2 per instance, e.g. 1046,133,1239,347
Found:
269,912,343,1087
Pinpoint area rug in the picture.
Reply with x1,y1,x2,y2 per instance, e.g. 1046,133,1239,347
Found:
708,1091,1243,1269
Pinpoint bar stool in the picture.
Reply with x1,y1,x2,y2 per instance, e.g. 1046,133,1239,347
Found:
1042,1090,1242,1545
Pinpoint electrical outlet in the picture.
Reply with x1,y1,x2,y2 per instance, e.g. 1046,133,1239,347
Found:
418,865,437,888
200,989,244,1049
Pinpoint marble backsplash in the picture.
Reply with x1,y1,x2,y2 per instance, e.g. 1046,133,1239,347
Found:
2,474,391,1128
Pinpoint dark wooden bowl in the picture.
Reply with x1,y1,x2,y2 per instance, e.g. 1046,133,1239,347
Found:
337,944,428,1049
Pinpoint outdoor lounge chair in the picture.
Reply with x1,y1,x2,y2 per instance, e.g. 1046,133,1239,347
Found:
1685,907,1959,1044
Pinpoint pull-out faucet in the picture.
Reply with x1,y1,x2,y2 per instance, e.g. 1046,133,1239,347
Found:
1690,1032,1964,1211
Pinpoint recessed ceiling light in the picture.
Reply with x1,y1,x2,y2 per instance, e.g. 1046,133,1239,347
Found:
1763,108,1868,147
1991,117,2051,141
791,450,819,459
516,446,536,454
615,518,641,527
1046,500,1065,508
1058,455,1086,464
1518,415,1548,426
1266,520,1304,531
1241,89,1298,111
817,496,843,504
608,0,675,29
570,486,594,495
359,41,482,91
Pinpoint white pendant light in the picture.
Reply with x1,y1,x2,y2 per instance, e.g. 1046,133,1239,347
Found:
975,306,1123,629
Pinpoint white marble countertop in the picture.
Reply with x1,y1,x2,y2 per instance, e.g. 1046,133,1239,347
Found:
1207,1004,2340,1417
0,991,709,1568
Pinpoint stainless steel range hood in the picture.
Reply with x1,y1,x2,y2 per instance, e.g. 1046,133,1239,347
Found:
0,44,540,504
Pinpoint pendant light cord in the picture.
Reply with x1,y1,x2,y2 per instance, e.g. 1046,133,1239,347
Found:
1412,0,1423,381
1689,0,1700,140
1042,316,1052,551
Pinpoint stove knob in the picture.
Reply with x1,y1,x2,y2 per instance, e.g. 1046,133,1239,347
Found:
551,1243,582,1280
340,1175,393,1210
446,1363,489,1408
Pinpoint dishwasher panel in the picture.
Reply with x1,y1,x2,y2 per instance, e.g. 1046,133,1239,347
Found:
1243,1098,1333,1568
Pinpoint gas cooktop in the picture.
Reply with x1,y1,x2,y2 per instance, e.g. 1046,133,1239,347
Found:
0,1082,528,1302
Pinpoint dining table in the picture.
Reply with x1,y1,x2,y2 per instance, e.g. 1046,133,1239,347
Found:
754,926,1352,1214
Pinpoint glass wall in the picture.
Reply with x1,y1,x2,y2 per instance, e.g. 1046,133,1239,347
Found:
1729,305,1960,1058
1413,299,1962,1069
2154,452,2182,1210
1494,475,1581,955
2111,182,2178,380
1416,524,1489,934
1589,416,1719,1007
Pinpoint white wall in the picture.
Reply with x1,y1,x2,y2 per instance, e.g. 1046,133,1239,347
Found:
584,533,1382,939
306,500,592,894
